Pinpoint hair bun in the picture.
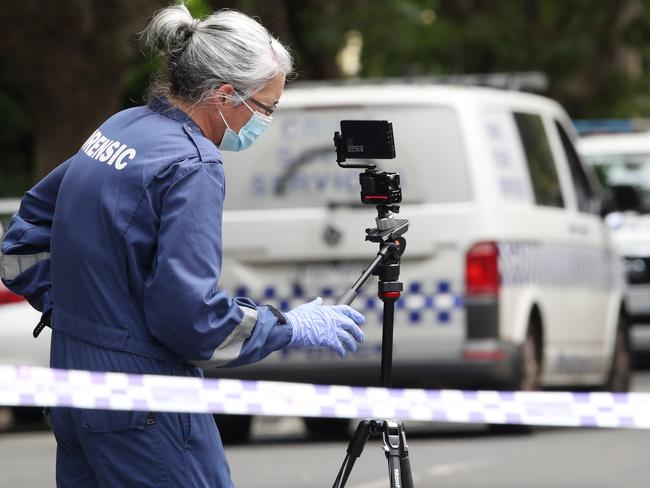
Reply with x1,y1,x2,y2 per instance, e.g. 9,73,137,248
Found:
141,5,198,57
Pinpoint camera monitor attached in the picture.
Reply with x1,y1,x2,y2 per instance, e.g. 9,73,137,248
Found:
334,120,396,166
334,120,401,206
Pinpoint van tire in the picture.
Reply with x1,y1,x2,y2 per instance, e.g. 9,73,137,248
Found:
303,417,350,440
489,317,541,435
511,317,542,392
602,316,631,392
213,414,252,444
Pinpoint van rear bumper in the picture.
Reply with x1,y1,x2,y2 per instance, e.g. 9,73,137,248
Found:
207,341,520,390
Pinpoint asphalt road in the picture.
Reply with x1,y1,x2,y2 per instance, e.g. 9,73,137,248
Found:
3,371,650,488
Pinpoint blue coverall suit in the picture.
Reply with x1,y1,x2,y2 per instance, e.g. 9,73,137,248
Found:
0,97,293,487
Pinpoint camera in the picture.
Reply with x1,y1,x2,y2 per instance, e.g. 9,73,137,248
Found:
359,171,402,205
333,120,401,206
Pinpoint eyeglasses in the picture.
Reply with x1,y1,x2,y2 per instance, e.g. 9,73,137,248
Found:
235,90,276,116
247,96,276,116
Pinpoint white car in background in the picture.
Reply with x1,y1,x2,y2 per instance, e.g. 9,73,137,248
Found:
0,280,45,365
0,199,49,424
578,130,650,352
0,198,48,366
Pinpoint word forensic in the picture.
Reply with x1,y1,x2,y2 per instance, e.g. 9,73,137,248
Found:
80,129,137,170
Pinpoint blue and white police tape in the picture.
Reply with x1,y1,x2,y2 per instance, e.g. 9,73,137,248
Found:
2,364,649,429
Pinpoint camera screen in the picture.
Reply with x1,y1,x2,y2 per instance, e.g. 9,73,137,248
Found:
339,120,396,160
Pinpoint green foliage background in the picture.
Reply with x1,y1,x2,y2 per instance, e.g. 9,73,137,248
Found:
1,0,650,196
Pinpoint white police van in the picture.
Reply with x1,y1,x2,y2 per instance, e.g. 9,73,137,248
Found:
578,129,650,352
210,83,630,439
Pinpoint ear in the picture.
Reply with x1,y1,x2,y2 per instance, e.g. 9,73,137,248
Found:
212,84,236,108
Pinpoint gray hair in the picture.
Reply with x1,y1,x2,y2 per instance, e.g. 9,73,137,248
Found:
141,4,293,103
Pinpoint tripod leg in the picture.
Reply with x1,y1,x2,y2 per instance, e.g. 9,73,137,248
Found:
333,454,355,488
397,421,415,488
382,421,415,488
332,420,375,488
386,454,415,488
399,454,415,488
388,456,401,488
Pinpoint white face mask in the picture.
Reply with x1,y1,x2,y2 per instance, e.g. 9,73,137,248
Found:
218,96,273,152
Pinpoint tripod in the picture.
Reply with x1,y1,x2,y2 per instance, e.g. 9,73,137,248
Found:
333,204,414,488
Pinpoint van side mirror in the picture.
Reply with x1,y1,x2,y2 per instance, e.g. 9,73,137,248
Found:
604,184,643,214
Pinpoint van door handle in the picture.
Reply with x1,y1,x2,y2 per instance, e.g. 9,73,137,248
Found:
569,223,590,235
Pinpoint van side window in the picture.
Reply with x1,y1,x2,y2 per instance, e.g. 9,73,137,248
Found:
554,120,596,213
514,112,564,208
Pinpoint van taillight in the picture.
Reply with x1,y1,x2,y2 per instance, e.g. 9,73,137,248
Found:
0,283,24,305
465,242,500,296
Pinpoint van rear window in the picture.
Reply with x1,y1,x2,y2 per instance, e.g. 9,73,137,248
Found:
222,105,470,210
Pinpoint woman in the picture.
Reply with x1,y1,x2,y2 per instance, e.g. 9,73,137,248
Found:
0,5,365,487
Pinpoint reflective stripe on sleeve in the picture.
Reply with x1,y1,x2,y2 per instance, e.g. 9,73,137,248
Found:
191,306,258,369
0,252,50,281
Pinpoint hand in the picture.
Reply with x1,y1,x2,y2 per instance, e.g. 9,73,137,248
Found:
285,297,366,358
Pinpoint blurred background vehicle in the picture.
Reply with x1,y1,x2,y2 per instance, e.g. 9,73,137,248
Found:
207,82,630,441
578,124,650,356
0,199,49,424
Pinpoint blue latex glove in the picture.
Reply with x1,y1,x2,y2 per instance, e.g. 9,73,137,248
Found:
285,297,366,358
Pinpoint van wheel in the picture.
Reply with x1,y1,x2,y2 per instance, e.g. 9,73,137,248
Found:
517,324,542,391
213,414,252,444
603,317,631,392
489,320,541,435
303,417,350,440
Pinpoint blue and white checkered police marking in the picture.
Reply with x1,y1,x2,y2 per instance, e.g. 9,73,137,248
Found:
231,280,464,327
2,365,650,430
499,242,623,290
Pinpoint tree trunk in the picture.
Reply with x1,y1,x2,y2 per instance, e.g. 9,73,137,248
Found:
0,0,167,180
